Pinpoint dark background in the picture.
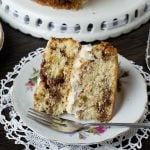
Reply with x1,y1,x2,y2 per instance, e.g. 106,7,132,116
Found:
0,20,150,150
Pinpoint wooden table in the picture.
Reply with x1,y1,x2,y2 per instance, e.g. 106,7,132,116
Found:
0,20,149,150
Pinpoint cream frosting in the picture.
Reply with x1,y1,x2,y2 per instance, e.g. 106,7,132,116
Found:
66,44,95,114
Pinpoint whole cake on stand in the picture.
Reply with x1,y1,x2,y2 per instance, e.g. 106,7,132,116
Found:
0,0,149,41
33,0,88,9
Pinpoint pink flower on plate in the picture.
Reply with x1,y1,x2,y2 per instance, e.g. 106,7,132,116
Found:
25,68,39,91
95,126,107,134
26,80,35,90
87,126,108,135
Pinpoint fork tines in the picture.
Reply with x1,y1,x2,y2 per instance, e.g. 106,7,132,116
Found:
27,108,66,126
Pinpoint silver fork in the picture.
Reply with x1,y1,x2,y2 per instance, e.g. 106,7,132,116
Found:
146,29,150,70
27,108,150,133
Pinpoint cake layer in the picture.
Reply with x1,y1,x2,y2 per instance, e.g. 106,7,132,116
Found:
34,38,80,115
67,42,118,121
33,0,88,9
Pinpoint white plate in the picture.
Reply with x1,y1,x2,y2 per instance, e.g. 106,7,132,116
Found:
12,53,147,145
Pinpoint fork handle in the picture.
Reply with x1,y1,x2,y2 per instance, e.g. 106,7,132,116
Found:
83,123,150,128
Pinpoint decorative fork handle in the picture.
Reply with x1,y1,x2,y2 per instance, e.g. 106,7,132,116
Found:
84,123,150,128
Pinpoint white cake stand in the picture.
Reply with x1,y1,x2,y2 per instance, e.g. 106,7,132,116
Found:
0,0,150,42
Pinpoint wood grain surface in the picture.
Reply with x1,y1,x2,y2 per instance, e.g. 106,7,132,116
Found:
0,20,149,150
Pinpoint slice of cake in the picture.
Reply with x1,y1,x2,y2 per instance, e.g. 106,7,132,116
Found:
34,0,88,9
34,38,80,115
34,38,118,121
66,42,118,121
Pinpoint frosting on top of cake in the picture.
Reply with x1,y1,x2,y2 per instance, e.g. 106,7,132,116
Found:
66,44,95,114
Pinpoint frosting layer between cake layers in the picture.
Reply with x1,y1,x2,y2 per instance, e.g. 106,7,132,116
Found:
66,44,95,114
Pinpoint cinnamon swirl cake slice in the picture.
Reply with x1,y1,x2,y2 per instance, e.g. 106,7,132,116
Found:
34,38,118,121
34,38,80,115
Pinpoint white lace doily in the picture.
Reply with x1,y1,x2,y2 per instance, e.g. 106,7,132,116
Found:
0,48,150,150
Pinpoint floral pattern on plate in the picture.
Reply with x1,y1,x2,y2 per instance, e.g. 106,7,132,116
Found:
78,126,109,139
25,68,39,90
